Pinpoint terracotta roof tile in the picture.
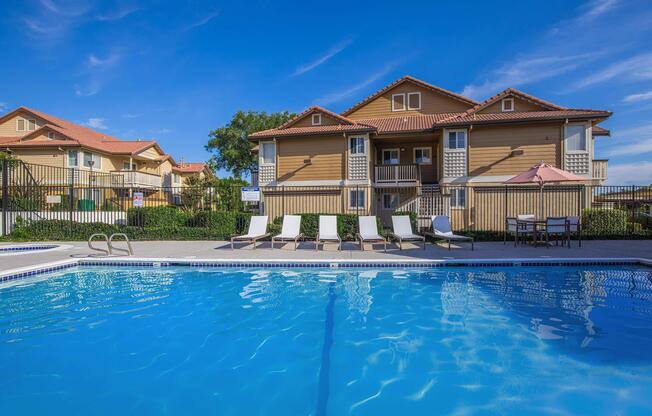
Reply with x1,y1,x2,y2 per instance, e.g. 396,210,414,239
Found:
279,105,360,129
355,113,462,134
250,123,375,139
435,109,612,127
466,88,565,114
592,125,611,136
174,162,208,174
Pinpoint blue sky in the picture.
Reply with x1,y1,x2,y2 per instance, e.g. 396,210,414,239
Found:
0,0,651,184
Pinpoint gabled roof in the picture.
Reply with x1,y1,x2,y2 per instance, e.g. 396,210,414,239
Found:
174,162,210,174
355,113,462,134
341,75,479,116
435,109,612,127
279,105,359,129
464,88,565,115
592,125,610,136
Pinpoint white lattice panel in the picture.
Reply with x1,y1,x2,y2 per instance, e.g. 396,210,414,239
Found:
348,155,367,180
443,150,466,178
565,153,589,176
259,164,276,184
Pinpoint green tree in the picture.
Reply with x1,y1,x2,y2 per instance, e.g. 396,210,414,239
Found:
205,110,295,178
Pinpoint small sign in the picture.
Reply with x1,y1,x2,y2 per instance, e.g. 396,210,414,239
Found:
46,195,61,204
133,192,144,207
241,187,260,202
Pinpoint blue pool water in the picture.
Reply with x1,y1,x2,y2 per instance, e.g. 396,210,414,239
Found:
2,265,652,415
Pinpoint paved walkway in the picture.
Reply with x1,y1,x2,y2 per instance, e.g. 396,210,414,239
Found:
1,239,651,272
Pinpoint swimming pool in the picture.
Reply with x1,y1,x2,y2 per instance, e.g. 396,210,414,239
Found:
1,264,652,415
0,244,69,256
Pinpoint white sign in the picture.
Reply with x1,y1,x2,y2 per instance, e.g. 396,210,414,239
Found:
46,195,61,204
241,187,260,202
133,192,144,207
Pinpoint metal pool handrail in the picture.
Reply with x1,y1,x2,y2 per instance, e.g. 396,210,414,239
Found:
108,233,134,256
88,233,110,256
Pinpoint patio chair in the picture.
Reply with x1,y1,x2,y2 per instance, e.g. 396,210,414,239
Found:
567,216,582,247
388,215,425,250
315,215,341,251
425,215,474,250
544,217,570,248
516,214,536,244
356,216,387,252
271,215,304,250
505,217,532,247
231,215,270,250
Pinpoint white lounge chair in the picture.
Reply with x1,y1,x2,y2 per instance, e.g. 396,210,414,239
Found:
231,215,270,249
356,216,387,252
425,215,474,250
389,215,425,250
271,215,304,250
315,215,341,251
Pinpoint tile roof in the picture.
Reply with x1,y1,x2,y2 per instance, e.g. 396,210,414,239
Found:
466,88,565,114
355,113,462,134
279,105,360,129
592,125,611,136
174,162,208,174
250,123,375,138
341,75,479,116
436,109,612,127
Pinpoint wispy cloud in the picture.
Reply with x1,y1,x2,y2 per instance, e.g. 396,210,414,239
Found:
83,118,108,130
0,102,7,113
74,82,101,97
623,89,652,103
183,10,219,31
96,6,139,22
290,39,353,77
607,161,652,185
121,113,141,119
570,52,652,90
578,0,620,22
39,0,92,17
87,52,121,68
604,122,652,157
74,50,123,96
314,61,402,106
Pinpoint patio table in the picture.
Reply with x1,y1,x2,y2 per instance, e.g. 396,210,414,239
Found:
516,219,552,247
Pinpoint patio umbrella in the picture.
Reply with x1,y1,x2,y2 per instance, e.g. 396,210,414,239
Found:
504,161,584,218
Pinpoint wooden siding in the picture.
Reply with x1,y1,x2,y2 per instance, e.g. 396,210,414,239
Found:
276,136,345,182
292,112,343,128
347,83,473,119
468,123,561,177
374,141,438,183
0,112,48,137
7,149,66,168
478,97,545,113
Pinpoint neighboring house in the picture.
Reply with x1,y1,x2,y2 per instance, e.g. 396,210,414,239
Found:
248,75,611,224
0,106,178,191
173,162,213,185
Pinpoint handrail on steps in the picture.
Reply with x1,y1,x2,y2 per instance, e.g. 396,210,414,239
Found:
108,233,134,256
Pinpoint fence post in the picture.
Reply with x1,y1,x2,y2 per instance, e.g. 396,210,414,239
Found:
1,161,8,236
68,167,74,238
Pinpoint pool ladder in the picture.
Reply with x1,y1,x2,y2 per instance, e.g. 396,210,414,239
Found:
88,233,134,256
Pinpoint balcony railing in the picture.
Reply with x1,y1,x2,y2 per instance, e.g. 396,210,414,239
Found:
111,170,161,188
592,159,608,180
374,164,421,185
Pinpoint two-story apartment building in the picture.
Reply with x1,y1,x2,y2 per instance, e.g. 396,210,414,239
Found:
248,76,611,225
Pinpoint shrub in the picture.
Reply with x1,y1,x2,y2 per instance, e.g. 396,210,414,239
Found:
127,206,191,227
271,213,392,240
582,208,628,236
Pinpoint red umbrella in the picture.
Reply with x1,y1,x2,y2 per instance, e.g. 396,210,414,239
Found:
505,161,583,217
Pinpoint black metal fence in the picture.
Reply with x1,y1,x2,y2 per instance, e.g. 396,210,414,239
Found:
1,160,651,240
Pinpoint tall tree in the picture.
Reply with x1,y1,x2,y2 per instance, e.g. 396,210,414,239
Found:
206,110,295,178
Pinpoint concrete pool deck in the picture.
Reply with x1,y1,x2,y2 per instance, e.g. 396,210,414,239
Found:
1,240,651,273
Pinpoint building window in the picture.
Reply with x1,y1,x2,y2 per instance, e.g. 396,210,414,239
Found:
16,119,25,131
83,152,102,169
28,119,36,131
502,98,514,112
414,147,432,164
447,130,466,150
349,136,365,155
67,150,79,167
47,132,56,139
173,173,181,184
349,189,365,209
123,162,136,170
312,113,322,126
565,124,587,152
382,148,400,165
382,193,399,210
261,142,276,164
391,93,406,111
407,92,421,110
450,188,466,208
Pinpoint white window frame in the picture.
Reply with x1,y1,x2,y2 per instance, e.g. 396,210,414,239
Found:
27,119,36,131
407,92,422,110
391,93,406,112
47,131,56,139
82,151,102,169
349,189,366,210
16,118,25,131
382,193,400,210
260,141,276,165
382,148,400,165
349,136,366,155
413,147,432,165
311,113,322,126
564,123,588,154
502,98,515,112
450,188,466,209
446,130,467,150
67,150,79,168
173,173,181,185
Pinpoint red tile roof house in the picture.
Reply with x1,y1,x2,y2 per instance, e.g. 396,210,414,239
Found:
0,106,207,190
248,75,611,227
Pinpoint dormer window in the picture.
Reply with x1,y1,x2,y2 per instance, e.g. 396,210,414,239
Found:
16,119,25,131
28,119,36,130
47,132,56,139
311,113,322,126
407,92,421,110
502,98,515,112
392,93,406,111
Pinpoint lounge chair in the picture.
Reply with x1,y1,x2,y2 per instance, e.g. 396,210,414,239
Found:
544,216,569,248
315,215,341,251
356,216,387,252
271,215,304,250
425,215,474,250
389,215,425,250
231,215,270,249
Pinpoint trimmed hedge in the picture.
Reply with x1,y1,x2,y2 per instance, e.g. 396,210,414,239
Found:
582,208,628,236
271,212,415,239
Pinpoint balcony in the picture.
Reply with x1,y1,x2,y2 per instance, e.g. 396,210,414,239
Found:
374,164,421,186
592,159,608,180
111,170,161,189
